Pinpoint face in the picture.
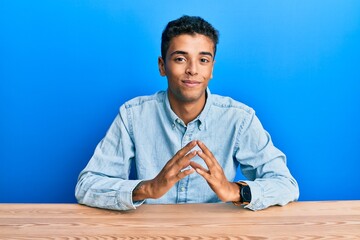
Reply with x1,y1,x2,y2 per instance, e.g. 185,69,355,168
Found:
158,34,215,107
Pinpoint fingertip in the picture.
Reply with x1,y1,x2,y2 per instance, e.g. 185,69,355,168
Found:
186,141,195,147
184,168,195,176
197,141,206,149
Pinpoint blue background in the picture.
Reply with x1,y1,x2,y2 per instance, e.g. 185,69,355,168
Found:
1,1,359,203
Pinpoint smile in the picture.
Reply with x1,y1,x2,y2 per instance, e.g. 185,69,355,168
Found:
182,80,201,87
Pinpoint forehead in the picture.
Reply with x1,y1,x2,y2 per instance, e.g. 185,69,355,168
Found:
167,34,215,55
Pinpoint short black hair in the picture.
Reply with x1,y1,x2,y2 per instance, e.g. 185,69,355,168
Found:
161,15,219,61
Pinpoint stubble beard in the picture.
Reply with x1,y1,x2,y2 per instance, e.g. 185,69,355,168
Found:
169,87,206,105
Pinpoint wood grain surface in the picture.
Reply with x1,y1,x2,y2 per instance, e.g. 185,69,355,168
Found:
0,201,359,239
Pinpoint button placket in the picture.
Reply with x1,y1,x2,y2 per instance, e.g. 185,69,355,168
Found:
177,122,197,203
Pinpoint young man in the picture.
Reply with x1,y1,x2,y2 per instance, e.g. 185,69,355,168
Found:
75,15,299,211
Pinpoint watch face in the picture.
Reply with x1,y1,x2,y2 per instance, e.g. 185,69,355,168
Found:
241,185,252,203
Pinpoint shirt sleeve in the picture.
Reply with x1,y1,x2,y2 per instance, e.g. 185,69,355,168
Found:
234,112,300,211
75,105,145,210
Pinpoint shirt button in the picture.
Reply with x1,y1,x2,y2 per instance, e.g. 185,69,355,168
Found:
181,187,185,192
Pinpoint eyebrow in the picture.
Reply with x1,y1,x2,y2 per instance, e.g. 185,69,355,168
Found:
170,50,213,58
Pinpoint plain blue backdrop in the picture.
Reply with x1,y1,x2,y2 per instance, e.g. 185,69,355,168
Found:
1,1,359,203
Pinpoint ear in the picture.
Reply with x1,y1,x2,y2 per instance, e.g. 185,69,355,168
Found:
158,57,166,76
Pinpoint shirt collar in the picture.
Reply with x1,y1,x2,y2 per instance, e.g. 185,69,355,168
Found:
164,88,212,130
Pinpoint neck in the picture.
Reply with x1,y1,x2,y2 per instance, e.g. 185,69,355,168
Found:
168,92,206,125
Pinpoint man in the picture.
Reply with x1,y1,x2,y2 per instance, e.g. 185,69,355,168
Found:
75,15,299,211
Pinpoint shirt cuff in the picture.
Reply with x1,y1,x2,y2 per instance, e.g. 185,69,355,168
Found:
240,180,264,211
117,180,145,210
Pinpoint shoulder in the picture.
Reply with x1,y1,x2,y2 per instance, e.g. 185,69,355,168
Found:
118,91,166,132
121,91,166,110
210,93,254,116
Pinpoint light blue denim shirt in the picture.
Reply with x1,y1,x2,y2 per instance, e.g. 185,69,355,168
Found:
75,89,299,211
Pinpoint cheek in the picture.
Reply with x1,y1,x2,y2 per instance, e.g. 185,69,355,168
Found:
165,70,177,81
166,65,184,78
201,66,214,80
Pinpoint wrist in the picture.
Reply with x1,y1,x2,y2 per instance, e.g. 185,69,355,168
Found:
228,182,241,202
132,180,151,201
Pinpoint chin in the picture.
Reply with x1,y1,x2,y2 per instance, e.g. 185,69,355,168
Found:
179,92,205,103
169,87,207,103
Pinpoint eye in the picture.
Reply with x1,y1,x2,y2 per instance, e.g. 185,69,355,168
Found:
200,58,210,63
174,57,186,62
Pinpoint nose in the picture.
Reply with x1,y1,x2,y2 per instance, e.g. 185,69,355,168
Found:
185,60,198,76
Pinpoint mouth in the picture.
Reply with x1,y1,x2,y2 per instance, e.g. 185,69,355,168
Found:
182,80,201,88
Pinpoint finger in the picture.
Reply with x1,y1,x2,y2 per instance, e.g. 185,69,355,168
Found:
189,161,213,181
194,166,213,182
197,141,223,169
175,150,197,169
172,141,197,162
196,148,216,169
176,168,195,180
189,161,209,173
197,141,215,160
164,151,197,180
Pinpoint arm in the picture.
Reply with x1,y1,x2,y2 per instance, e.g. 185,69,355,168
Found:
234,113,299,211
75,107,142,210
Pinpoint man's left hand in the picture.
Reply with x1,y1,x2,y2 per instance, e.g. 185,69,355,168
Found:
190,140,241,203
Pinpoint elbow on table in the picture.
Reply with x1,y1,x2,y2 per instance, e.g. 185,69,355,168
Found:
281,176,300,205
74,172,89,204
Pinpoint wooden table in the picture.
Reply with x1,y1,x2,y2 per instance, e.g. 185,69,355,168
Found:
0,201,359,239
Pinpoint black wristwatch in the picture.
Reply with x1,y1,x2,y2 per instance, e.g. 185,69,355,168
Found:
233,182,252,205
240,184,252,204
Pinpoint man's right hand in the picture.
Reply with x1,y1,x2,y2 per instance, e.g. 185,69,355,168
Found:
132,141,197,201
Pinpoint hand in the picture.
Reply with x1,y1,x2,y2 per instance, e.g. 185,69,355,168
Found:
132,141,197,201
190,141,240,202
